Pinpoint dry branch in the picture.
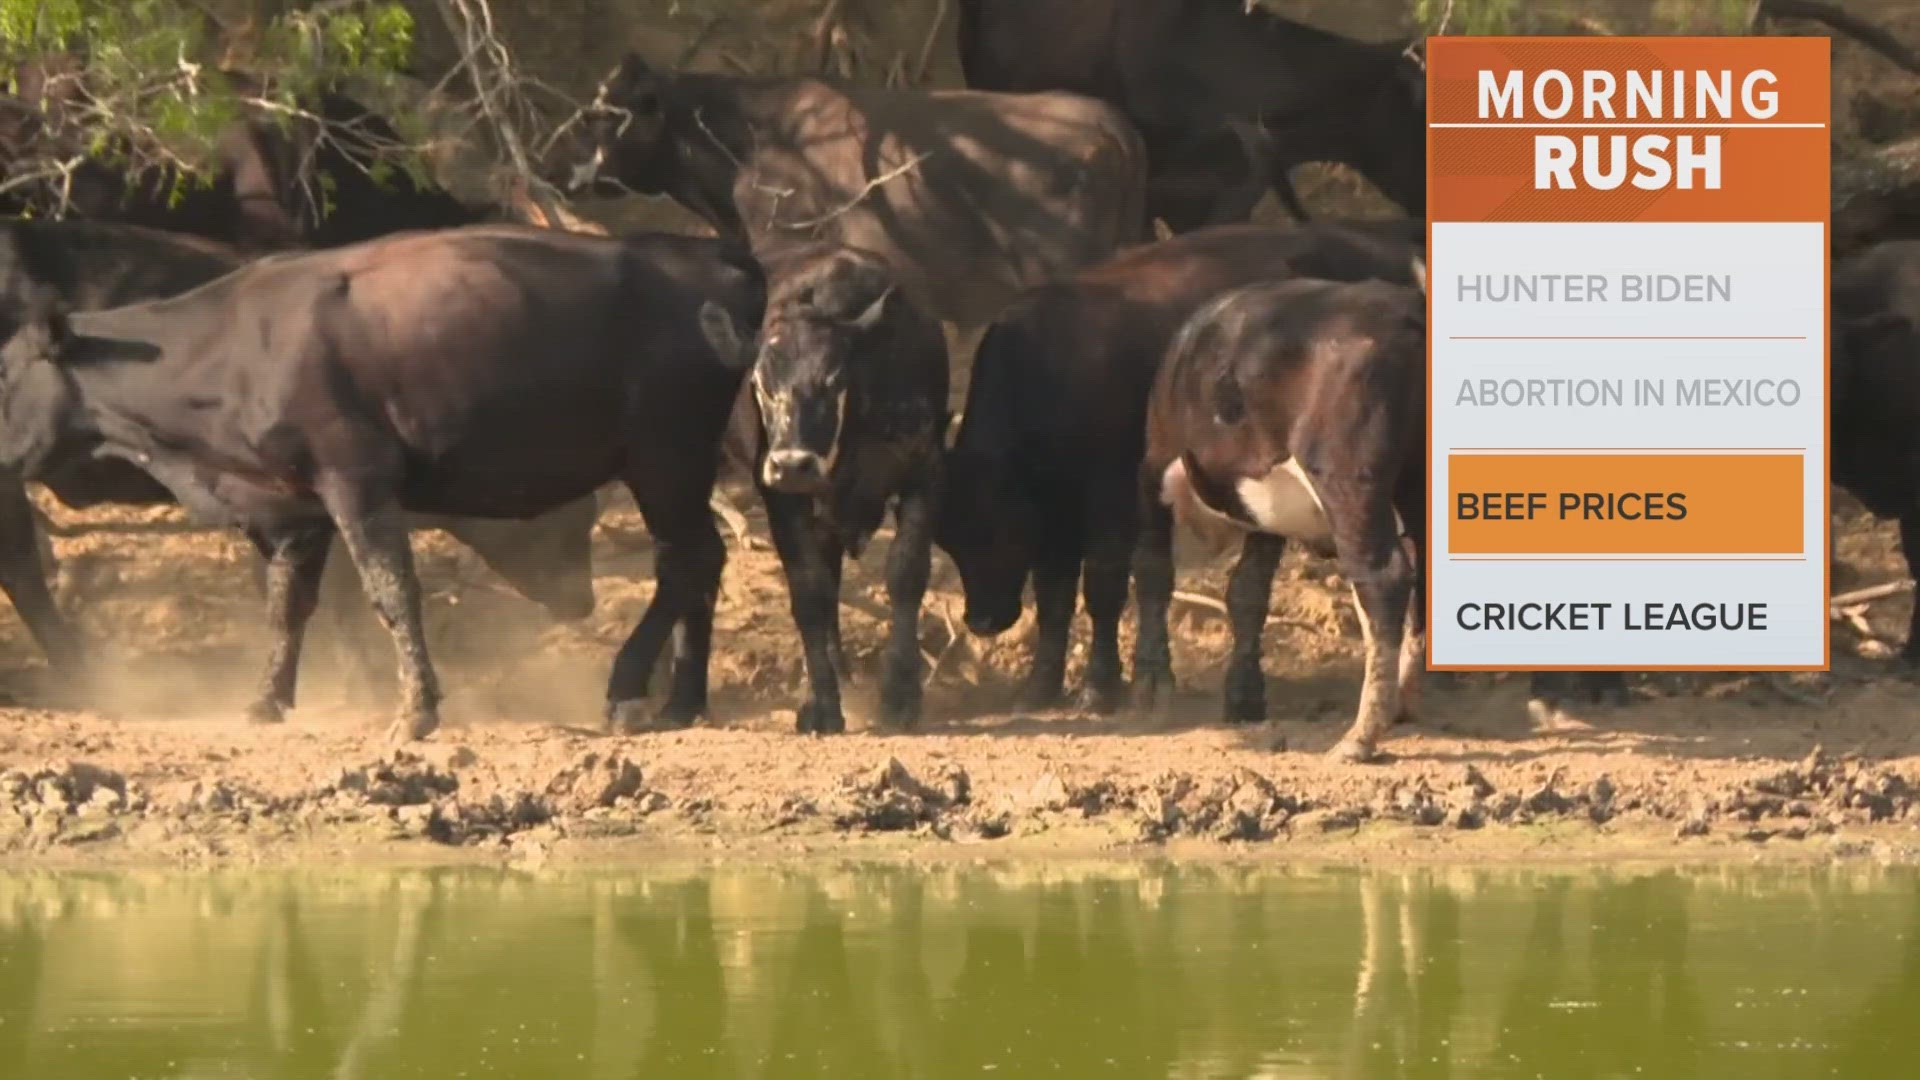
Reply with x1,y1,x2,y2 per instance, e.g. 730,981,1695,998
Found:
1829,579,1916,614
775,150,936,231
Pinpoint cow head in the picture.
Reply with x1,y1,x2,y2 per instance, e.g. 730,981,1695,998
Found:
569,53,672,197
936,441,1035,638
934,321,1038,638
444,493,600,622
728,248,893,496
0,300,82,477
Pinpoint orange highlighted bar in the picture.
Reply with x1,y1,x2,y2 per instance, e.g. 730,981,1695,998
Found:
1448,453,1803,555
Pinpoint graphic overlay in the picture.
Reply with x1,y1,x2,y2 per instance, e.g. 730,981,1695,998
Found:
1425,37,1831,671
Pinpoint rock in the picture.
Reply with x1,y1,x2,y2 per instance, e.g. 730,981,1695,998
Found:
969,811,1012,840
446,746,480,770
394,804,436,839
1448,805,1484,830
1524,779,1572,816
830,757,951,832
1212,809,1267,842
1290,807,1365,834
356,752,458,807
1676,817,1711,839
931,764,971,806
547,751,644,814
1227,770,1280,821
1023,772,1071,813
1486,793,1524,822
57,817,119,845
1459,765,1496,800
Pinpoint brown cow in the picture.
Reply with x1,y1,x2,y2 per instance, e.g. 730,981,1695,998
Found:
1144,277,1425,763
0,224,763,740
566,52,1148,332
939,220,1424,714
698,243,949,733
0,217,601,696
954,0,1427,231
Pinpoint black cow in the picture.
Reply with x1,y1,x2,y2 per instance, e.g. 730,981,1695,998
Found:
1144,278,1426,762
939,220,1424,713
954,0,1427,231
1834,239,1920,658
699,244,948,733
0,218,601,691
0,224,763,740
568,52,1148,331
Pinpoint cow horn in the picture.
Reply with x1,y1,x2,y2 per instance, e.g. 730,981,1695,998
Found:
1401,38,1428,71
848,288,891,330
1410,254,1428,295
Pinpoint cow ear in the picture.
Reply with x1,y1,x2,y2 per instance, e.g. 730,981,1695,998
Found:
698,300,752,370
13,296,71,362
847,288,890,330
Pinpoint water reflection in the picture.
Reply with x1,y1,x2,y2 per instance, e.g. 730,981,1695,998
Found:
0,864,1915,1077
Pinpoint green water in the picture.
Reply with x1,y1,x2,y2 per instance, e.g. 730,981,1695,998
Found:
0,864,1915,1078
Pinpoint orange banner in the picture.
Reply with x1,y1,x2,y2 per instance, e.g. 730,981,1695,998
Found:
1428,36,1830,223
1447,453,1805,555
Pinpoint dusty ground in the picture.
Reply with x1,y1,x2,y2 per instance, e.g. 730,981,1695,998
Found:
0,482,1916,870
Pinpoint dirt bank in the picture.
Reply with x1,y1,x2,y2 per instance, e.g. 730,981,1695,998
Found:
1,488,1917,869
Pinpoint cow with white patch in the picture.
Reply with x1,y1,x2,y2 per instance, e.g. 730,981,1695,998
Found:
939,220,1426,716
699,244,949,733
1140,276,1426,763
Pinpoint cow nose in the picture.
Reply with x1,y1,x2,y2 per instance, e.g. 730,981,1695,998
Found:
764,450,829,493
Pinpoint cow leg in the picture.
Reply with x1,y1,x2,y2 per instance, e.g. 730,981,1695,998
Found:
1900,514,1920,661
243,524,333,725
322,495,441,742
607,473,727,731
1324,491,1415,765
828,557,853,691
762,492,847,733
1395,535,1427,725
1223,532,1285,724
879,460,939,728
1077,538,1132,716
0,479,83,675
1129,493,1178,714
659,525,726,725
1021,558,1080,712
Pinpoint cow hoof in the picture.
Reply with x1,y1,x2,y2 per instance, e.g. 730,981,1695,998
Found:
655,699,704,729
1525,697,1595,733
1074,683,1126,716
1129,670,1175,715
1015,682,1065,713
387,709,440,743
610,699,687,730
1328,738,1380,764
1222,668,1267,725
244,698,286,725
878,683,923,729
797,701,846,735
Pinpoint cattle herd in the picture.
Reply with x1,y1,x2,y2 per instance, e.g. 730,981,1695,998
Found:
0,1,1916,764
